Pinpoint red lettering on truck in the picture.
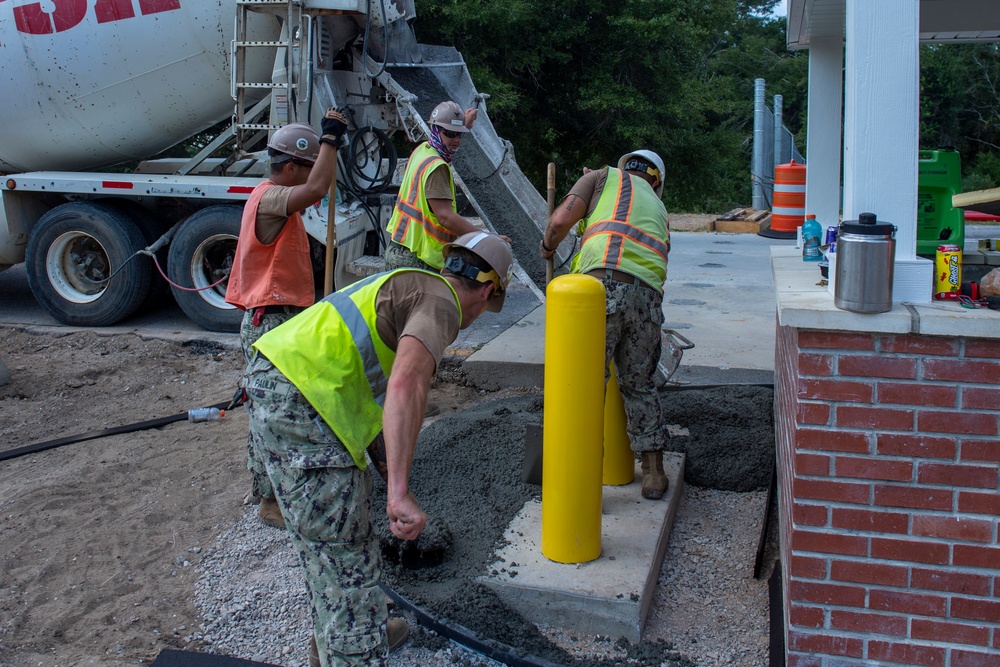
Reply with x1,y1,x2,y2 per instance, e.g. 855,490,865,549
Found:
1,0,179,37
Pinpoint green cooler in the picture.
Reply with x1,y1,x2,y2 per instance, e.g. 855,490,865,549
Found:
917,149,964,256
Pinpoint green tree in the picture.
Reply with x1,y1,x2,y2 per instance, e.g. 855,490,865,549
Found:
414,0,801,212
921,43,1000,190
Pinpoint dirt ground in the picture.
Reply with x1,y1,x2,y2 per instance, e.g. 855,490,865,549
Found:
0,323,775,667
0,327,482,667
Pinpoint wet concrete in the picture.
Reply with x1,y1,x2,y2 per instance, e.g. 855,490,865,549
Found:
372,377,774,664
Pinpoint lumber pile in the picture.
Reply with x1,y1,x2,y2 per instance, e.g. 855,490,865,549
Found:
710,208,771,233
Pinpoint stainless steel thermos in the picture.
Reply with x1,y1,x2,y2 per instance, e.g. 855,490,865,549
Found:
834,212,897,314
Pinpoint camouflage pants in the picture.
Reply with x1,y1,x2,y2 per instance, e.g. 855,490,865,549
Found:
382,241,435,272
243,354,388,667
598,278,669,453
240,307,303,500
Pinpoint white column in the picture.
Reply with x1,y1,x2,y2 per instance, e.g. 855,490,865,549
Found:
843,0,931,302
804,38,843,230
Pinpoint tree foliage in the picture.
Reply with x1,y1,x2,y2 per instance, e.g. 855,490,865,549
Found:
920,43,1000,191
413,0,801,211
414,2,1000,210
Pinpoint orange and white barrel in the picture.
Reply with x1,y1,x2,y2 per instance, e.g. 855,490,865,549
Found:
772,160,807,234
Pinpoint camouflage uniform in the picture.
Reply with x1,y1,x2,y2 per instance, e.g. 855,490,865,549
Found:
598,277,669,453
383,242,435,272
239,307,303,501
243,353,388,667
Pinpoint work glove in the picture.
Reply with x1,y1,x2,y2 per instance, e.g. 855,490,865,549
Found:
320,108,348,147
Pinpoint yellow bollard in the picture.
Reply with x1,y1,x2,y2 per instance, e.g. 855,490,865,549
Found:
542,274,605,564
603,362,634,485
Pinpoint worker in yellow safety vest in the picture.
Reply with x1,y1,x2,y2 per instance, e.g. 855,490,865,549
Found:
385,100,508,271
243,231,513,667
539,149,673,500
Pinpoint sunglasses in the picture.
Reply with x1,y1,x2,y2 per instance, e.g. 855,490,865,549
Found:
440,129,463,139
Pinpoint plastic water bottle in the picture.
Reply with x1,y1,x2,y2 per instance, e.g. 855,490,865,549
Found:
188,407,224,423
802,214,822,262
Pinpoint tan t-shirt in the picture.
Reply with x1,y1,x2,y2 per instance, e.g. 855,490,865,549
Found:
255,185,293,245
565,168,609,218
375,271,461,367
423,163,455,202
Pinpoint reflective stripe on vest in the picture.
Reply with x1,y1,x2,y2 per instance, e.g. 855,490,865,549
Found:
253,269,459,468
385,142,458,269
572,168,669,290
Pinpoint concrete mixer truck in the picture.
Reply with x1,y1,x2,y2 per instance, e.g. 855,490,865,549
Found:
0,0,548,332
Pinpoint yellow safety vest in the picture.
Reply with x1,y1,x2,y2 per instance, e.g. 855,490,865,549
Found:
385,142,458,269
571,168,669,290
253,269,461,468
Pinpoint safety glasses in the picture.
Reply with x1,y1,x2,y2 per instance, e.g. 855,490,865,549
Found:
440,129,463,139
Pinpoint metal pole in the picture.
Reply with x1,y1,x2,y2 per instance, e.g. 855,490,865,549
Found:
542,275,605,564
773,94,784,169
603,362,634,486
752,79,766,211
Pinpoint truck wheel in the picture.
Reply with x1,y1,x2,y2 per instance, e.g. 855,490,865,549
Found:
167,206,243,333
25,202,153,326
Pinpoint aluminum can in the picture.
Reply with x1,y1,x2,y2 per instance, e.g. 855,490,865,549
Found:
935,244,962,300
824,226,838,246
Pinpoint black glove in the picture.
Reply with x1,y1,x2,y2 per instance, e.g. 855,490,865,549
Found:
320,109,348,147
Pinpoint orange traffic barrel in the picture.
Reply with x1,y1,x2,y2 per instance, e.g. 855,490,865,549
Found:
772,160,807,235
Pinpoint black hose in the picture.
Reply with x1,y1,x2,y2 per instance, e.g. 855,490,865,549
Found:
0,400,235,462
382,586,566,667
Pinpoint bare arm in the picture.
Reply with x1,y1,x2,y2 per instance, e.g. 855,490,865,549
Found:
540,194,588,259
284,142,338,215
285,109,348,215
428,198,481,237
382,335,437,540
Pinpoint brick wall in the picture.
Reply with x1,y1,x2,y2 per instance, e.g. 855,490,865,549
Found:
774,326,1000,666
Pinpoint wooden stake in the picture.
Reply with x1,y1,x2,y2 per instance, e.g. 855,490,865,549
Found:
546,162,556,285
323,155,339,296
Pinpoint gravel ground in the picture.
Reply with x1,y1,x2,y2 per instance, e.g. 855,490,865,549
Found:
192,487,774,667
191,390,778,667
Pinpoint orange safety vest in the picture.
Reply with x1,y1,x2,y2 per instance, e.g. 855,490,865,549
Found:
225,181,315,310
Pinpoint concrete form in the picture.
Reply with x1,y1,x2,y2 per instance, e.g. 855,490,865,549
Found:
480,454,685,642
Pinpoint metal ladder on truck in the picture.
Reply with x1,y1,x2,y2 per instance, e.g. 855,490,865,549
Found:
175,0,319,175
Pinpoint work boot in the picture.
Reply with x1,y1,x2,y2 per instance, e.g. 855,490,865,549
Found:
387,616,409,652
258,496,285,529
640,450,668,500
309,618,408,666
309,636,320,667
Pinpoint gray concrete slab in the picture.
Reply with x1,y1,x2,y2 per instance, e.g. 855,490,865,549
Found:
464,230,789,389
480,453,685,642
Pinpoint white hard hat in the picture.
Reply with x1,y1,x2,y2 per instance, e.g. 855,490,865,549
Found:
618,149,665,197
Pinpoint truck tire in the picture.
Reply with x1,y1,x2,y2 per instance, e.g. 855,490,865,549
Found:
167,206,242,333
25,201,153,327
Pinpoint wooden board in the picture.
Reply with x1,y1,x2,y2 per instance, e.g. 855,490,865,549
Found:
711,213,772,233
954,187,1000,217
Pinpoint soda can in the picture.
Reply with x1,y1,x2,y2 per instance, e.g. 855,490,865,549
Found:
935,244,962,300
824,226,838,246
